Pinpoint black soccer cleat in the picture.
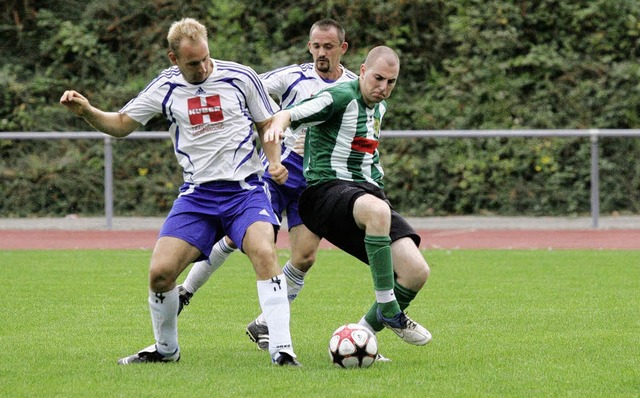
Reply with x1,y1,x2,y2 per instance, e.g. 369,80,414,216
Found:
117,344,180,365
177,285,193,315
246,318,270,350
273,352,302,367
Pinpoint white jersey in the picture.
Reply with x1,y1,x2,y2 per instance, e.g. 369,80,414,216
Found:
260,62,357,154
121,59,276,184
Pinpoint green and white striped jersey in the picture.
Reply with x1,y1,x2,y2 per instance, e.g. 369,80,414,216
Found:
288,79,386,188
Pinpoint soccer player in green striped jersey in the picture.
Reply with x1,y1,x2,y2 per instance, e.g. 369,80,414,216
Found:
265,46,432,347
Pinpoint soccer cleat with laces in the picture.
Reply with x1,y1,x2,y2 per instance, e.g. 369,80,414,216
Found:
246,318,269,350
273,351,302,367
177,285,193,315
117,344,180,365
376,308,432,346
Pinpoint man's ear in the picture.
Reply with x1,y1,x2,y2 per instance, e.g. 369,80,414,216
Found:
168,51,178,65
341,41,349,55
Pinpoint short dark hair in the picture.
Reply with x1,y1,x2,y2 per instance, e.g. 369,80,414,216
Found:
309,19,346,43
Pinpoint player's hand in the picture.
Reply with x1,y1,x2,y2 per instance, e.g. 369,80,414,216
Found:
60,90,90,117
263,126,285,143
293,132,306,156
268,162,288,185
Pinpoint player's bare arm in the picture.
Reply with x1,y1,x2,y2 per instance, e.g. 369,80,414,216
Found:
256,118,288,185
262,110,292,144
60,90,141,138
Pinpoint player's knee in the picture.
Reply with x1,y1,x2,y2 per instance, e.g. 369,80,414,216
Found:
416,261,430,286
368,201,391,221
354,196,391,232
246,246,279,278
248,244,277,264
292,252,316,272
149,266,176,292
362,216,391,235
253,261,280,280
404,260,429,290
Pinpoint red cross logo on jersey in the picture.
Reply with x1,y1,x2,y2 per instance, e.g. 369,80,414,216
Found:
187,95,224,125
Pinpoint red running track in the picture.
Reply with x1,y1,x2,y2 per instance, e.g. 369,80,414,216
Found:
0,229,638,250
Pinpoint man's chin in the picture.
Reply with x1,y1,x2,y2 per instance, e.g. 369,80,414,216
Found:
316,62,330,73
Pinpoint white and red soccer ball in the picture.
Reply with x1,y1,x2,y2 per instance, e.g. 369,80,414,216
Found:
328,323,378,368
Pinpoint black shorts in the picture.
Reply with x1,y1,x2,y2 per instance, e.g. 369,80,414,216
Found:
299,180,420,264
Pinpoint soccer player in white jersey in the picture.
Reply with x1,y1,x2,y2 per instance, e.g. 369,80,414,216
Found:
60,18,301,366
177,19,358,349
263,46,433,348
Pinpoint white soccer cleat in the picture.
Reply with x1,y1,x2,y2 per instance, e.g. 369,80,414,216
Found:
376,309,432,346
376,353,392,362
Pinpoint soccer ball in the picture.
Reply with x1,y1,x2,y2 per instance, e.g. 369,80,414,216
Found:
328,323,378,368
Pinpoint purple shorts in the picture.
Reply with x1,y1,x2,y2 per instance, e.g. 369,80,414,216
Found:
263,151,306,229
159,176,280,260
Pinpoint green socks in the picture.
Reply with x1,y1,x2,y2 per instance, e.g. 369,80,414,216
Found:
364,281,419,332
364,234,400,318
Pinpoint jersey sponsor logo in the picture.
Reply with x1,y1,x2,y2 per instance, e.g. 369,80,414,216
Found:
351,136,379,154
192,123,225,138
187,95,224,125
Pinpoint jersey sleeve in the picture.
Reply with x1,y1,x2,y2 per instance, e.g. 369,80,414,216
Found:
259,64,300,101
288,91,336,130
119,90,162,125
245,68,279,123
119,67,180,125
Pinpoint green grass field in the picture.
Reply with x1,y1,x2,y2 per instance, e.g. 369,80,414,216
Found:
1,249,639,397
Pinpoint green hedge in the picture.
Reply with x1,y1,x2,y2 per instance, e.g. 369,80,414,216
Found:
1,0,639,217
2,135,637,217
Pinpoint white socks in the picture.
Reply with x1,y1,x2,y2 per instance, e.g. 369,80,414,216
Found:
254,261,306,326
148,287,179,356
358,317,376,335
282,260,306,302
183,238,235,293
257,274,294,358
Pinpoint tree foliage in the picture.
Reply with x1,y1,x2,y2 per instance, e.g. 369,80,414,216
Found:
1,0,639,216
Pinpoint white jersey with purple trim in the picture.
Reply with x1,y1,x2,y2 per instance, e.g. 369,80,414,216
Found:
120,59,277,184
260,62,357,156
